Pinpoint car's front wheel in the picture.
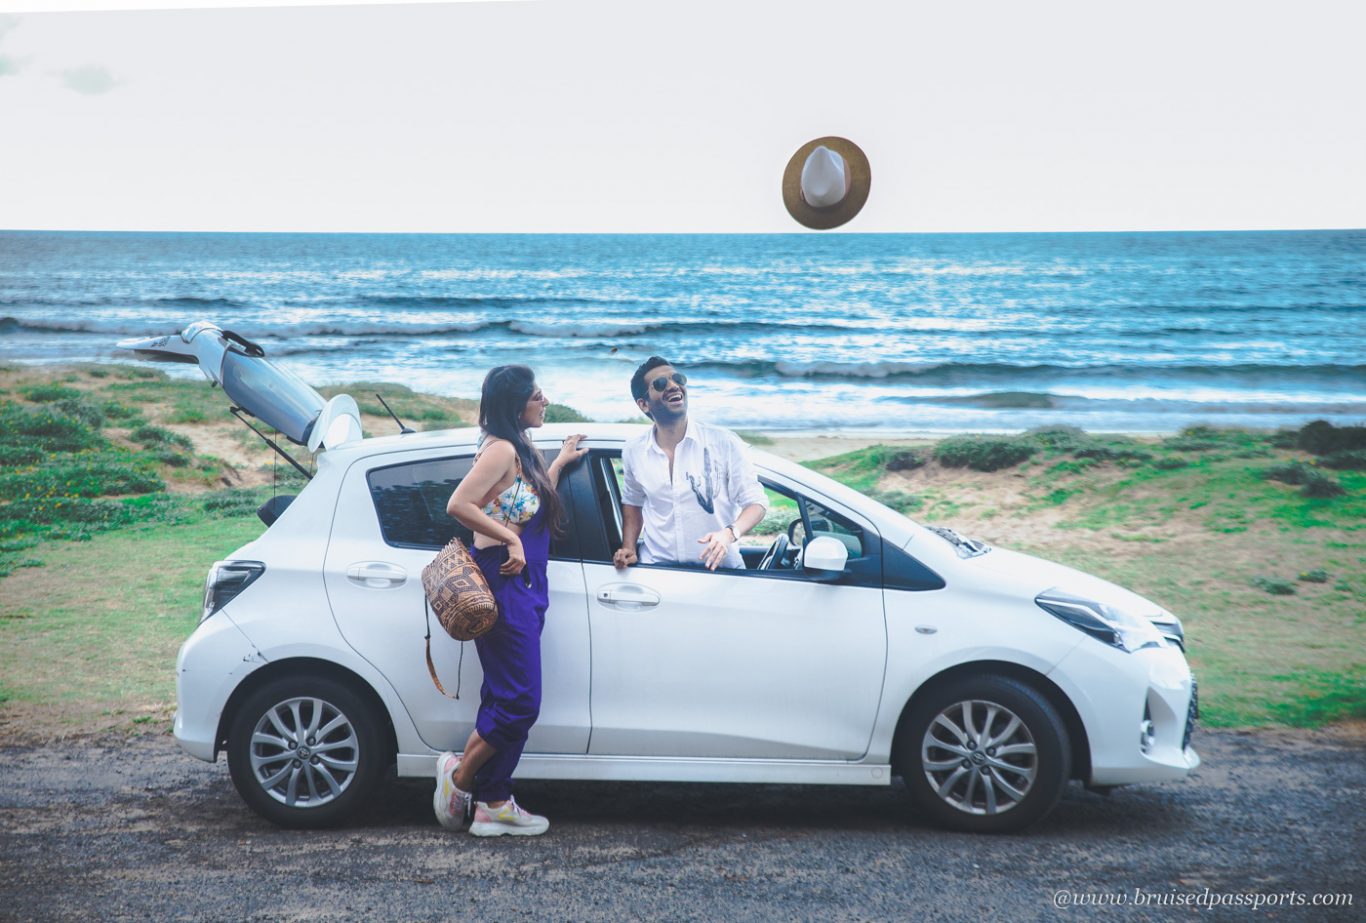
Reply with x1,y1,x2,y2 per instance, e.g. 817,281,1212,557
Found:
898,674,1071,833
226,674,387,828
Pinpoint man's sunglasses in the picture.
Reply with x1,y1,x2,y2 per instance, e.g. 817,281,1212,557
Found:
650,372,687,393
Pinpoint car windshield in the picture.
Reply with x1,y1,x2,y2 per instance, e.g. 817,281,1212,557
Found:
219,349,326,445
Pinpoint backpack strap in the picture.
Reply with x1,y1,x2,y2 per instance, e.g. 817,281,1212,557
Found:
424,597,464,699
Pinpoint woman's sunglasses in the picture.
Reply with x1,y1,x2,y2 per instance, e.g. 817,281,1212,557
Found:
650,372,687,392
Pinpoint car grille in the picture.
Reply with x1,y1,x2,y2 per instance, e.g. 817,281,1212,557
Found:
1182,679,1199,750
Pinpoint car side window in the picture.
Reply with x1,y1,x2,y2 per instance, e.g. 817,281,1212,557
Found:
367,451,575,557
791,492,881,586
367,456,475,549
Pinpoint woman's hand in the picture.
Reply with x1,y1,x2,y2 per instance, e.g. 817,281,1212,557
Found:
553,434,588,475
500,536,527,576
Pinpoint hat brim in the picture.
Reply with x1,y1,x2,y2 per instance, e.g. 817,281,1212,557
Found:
782,136,872,231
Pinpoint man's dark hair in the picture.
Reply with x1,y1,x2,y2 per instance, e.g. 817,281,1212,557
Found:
630,355,674,404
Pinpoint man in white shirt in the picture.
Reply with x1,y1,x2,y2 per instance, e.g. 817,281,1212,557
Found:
613,356,768,571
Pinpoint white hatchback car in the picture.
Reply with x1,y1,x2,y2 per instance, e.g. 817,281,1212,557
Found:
122,323,1200,833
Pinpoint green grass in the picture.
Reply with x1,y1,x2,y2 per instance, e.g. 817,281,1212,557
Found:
808,444,910,492
0,514,268,731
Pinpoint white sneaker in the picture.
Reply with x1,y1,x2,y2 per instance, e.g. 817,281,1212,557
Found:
469,796,550,837
432,751,472,831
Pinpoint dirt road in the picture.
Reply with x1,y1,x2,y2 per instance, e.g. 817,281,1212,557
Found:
2,726,1362,922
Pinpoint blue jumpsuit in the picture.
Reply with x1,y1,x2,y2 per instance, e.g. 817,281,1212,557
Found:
469,503,550,804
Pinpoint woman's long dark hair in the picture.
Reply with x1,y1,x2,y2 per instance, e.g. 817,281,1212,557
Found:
478,365,564,535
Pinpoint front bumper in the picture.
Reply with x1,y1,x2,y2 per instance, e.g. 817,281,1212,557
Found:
1049,640,1200,786
173,612,265,762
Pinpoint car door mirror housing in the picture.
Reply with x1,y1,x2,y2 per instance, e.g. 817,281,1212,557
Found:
802,535,849,578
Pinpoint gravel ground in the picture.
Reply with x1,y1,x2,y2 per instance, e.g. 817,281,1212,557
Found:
2,726,1363,922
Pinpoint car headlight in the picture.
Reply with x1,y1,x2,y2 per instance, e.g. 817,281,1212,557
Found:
1035,587,1167,653
202,560,265,623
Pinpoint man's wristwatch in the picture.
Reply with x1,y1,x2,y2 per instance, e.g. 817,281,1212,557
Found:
725,524,739,542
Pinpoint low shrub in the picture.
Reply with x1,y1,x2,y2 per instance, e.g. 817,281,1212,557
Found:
100,401,143,421
1300,471,1346,498
1299,569,1329,583
868,489,923,513
753,507,797,536
1024,425,1087,449
1264,462,1312,485
1,497,134,528
129,424,193,452
166,406,210,424
885,450,925,472
545,403,591,424
202,488,267,517
1319,449,1366,471
0,455,164,500
1268,428,1300,449
21,384,82,403
0,445,43,466
52,397,105,429
1253,576,1296,596
735,431,775,446
936,436,1036,471
1151,456,1189,470
0,405,102,452
1296,420,1366,456
1162,425,1247,452
154,450,191,468
1072,445,1153,464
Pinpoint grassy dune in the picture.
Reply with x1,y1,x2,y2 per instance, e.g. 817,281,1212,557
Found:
1,364,1363,740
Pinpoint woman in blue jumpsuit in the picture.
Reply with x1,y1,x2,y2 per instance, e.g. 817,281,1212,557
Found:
436,365,585,837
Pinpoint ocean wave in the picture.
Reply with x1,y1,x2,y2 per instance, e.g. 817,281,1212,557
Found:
908,391,1366,415
0,316,160,335
693,358,1366,383
361,295,601,310
0,296,249,310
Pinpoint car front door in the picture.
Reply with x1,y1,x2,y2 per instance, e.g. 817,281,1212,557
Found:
322,448,591,755
566,450,887,761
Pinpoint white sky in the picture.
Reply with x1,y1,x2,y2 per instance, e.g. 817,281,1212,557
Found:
0,0,1362,233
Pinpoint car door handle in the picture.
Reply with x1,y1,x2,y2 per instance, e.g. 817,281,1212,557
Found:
346,562,407,589
596,583,661,611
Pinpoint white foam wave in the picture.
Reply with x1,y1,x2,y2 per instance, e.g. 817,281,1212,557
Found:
508,321,651,338
772,360,943,379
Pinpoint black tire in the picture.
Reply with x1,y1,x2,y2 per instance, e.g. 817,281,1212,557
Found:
226,674,387,828
897,674,1071,833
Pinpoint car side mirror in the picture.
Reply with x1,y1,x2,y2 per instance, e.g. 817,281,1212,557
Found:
802,535,848,581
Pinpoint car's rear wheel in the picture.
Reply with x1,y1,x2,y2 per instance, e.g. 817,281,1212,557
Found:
898,674,1071,833
226,674,386,828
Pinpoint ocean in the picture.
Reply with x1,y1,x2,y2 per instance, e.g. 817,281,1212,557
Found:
1,230,1362,433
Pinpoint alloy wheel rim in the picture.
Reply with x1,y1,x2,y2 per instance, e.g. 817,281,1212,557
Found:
921,698,1038,816
249,696,359,808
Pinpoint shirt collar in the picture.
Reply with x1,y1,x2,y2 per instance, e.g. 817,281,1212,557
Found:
647,417,698,456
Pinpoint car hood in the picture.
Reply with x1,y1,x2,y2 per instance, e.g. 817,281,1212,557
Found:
116,320,361,451
945,541,1171,619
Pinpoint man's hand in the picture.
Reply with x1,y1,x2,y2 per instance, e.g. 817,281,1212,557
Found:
696,528,734,571
612,546,638,569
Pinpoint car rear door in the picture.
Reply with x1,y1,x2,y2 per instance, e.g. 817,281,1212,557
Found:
322,447,591,755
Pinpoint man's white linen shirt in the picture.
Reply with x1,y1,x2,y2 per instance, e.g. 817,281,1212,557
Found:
621,420,768,569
